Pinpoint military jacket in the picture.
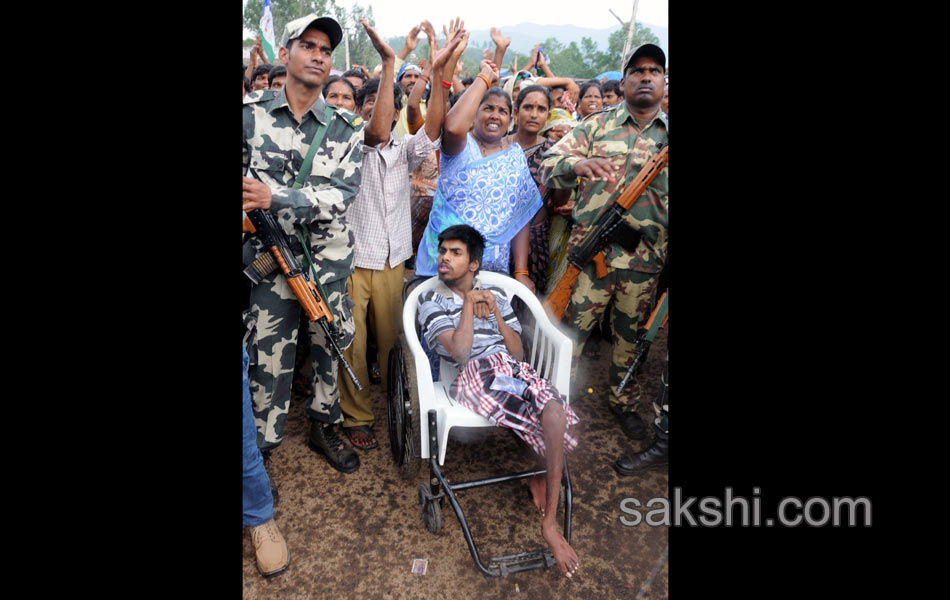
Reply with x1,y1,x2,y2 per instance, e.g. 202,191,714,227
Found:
540,102,668,274
243,88,364,285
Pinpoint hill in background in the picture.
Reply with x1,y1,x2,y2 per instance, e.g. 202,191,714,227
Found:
463,21,668,62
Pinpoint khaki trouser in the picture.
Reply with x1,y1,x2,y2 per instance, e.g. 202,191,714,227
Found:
340,262,405,428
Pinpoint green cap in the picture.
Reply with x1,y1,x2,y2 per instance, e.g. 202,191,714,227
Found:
280,14,343,50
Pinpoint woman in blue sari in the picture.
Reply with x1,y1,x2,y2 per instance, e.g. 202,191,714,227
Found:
414,59,542,292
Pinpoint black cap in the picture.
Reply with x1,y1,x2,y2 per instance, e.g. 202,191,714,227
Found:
621,43,667,73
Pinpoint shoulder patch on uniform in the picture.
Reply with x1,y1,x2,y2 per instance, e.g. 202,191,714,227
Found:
333,107,363,128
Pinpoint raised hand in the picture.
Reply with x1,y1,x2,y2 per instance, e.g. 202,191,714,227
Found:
442,17,464,43
361,19,395,62
490,27,510,50
525,44,540,69
421,20,439,51
405,23,423,52
431,27,465,71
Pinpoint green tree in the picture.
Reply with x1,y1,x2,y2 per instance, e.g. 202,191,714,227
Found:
608,22,661,56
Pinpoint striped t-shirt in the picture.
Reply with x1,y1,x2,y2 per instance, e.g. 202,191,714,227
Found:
417,277,522,369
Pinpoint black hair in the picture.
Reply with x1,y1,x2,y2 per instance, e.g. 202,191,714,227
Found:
603,79,621,95
461,76,475,87
514,84,552,111
479,87,512,115
355,76,405,113
322,75,358,101
243,76,251,93
448,91,465,108
251,64,273,82
342,68,368,82
578,80,603,100
438,225,485,272
267,65,287,87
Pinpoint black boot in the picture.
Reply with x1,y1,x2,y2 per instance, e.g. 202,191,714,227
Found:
613,428,668,475
618,409,648,440
308,420,360,474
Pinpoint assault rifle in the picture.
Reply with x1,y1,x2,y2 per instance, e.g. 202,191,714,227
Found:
242,160,362,391
543,142,668,321
615,290,667,396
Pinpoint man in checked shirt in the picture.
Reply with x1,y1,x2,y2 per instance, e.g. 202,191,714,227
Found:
417,224,580,579
338,27,466,451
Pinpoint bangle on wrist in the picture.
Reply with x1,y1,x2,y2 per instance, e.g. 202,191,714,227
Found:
476,73,492,88
513,270,529,276
441,79,453,89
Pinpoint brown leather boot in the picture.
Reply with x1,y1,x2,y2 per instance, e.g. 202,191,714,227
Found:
249,518,289,577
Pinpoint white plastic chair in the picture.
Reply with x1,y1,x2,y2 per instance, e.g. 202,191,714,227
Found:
401,271,573,466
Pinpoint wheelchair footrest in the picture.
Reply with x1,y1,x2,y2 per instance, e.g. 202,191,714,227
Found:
487,549,555,576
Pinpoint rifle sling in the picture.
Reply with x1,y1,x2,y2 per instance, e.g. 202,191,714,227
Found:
290,104,336,318
293,104,336,190
294,227,335,322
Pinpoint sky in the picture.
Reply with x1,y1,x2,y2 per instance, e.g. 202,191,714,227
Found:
244,0,667,39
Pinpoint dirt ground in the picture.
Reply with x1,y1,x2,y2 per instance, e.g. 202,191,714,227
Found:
243,316,669,600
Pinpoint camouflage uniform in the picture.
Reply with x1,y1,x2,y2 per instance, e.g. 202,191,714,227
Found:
540,102,668,413
243,87,364,451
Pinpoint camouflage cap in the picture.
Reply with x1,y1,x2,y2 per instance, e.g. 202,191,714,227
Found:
280,14,343,50
621,43,666,74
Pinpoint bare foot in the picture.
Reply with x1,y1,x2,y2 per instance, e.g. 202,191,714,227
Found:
542,521,579,578
528,474,546,516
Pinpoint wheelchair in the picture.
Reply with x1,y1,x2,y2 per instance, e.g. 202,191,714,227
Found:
386,271,575,577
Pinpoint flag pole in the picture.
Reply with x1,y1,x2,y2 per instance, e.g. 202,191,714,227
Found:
621,0,640,65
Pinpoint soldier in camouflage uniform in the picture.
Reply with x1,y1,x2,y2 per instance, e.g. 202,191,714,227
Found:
242,15,395,474
540,44,668,440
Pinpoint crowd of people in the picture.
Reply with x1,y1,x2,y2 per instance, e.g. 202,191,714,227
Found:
241,12,668,581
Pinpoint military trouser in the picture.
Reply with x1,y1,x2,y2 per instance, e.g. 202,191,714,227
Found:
567,263,659,413
244,272,355,451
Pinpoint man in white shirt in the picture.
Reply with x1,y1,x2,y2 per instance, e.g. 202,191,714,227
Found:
338,29,464,451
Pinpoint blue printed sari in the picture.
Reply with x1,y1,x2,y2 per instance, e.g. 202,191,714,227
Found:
415,134,543,276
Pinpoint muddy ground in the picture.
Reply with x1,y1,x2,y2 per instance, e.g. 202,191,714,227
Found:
243,315,669,600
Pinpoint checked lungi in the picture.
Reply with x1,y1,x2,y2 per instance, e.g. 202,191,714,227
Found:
449,351,579,456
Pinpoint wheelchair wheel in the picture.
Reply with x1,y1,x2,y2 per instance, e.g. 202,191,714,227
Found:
386,334,422,480
418,483,443,533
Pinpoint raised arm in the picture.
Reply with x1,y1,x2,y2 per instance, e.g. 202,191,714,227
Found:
244,35,262,82
441,18,469,96
423,27,466,142
406,21,439,133
361,19,395,148
490,27,510,73
534,52,580,104
397,23,423,61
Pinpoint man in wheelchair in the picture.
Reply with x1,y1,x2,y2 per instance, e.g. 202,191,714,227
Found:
417,224,581,578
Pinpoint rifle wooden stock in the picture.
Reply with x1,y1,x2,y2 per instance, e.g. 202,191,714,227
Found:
543,143,668,322
544,263,582,321
243,213,256,233
278,256,334,323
